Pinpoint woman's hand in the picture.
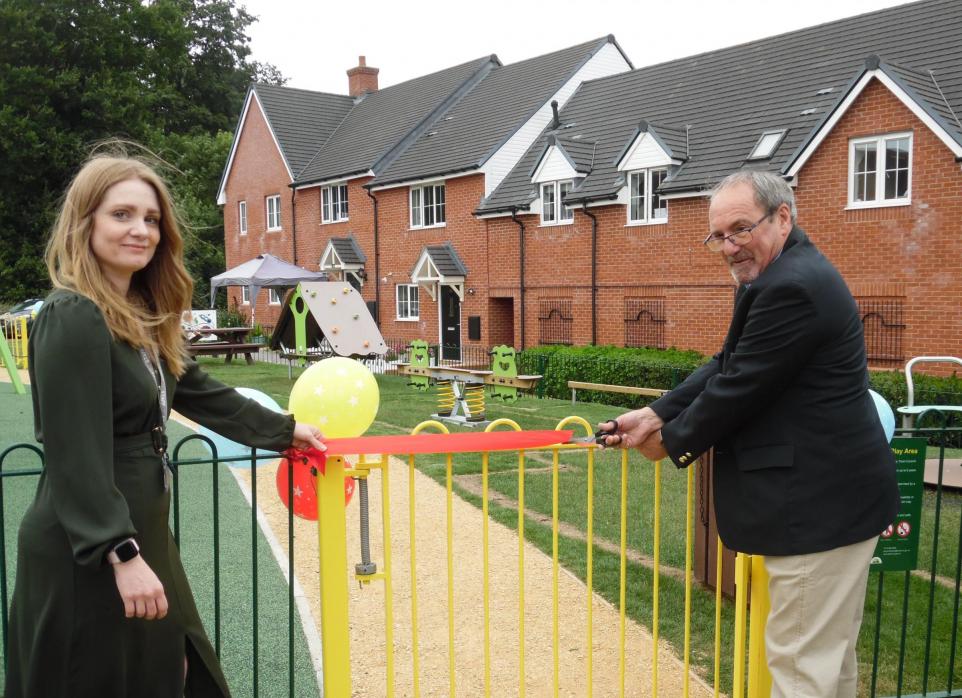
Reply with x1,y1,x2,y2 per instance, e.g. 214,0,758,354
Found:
112,556,168,620
292,422,325,451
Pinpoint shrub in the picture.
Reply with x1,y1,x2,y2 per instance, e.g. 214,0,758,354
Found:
518,345,709,408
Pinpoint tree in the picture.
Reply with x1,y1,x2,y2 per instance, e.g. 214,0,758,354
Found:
0,0,282,301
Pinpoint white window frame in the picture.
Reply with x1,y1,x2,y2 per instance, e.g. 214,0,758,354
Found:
540,180,574,225
266,194,281,231
847,132,912,209
321,184,349,223
238,200,247,235
627,168,669,225
396,284,420,321
410,183,446,229
268,288,281,305
241,286,250,305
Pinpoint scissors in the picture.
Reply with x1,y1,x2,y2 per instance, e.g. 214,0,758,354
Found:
568,419,621,447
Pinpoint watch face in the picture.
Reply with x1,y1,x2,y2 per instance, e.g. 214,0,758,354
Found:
115,540,140,562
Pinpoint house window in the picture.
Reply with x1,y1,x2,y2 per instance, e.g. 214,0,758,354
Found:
238,200,247,235
628,169,668,224
410,183,445,228
268,288,281,305
266,194,281,231
540,181,573,225
849,133,911,207
322,184,349,223
396,284,420,320
241,286,250,305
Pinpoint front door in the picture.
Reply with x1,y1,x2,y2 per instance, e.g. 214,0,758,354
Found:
440,285,461,362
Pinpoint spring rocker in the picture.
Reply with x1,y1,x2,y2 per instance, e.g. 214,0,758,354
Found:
396,343,541,427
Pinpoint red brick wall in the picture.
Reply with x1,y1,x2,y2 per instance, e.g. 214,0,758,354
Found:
793,78,962,370
222,97,294,328
224,78,962,369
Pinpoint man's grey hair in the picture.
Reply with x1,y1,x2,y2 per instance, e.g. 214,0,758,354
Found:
711,170,797,223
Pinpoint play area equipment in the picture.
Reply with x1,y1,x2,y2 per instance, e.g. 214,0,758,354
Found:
396,343,541,427
270,282,387,376
897,356,962,429
898,356,962,489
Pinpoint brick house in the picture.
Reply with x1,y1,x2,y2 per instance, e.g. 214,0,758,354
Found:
221,0,962,368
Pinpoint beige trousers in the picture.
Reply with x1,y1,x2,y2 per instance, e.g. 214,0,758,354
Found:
763,536,878,698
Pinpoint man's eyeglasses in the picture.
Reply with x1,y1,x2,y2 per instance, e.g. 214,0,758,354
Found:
703,211,773,252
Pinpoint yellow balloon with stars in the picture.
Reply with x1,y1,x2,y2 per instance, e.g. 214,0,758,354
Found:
288,357,379,438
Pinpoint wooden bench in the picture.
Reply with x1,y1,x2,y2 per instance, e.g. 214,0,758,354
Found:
568,380,667,405
187,342,261,365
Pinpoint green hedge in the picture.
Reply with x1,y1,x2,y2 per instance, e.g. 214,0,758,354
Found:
519,345,962,444
518,345,709,408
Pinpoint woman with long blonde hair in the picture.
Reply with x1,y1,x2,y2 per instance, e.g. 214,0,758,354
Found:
4,148,324,698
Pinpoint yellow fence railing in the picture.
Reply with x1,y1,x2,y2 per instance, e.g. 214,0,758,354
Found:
316,418,773,697
0,317,29,370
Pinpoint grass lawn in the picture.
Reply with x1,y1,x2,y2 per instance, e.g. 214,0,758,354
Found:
184,360,962,694
0,379,319,697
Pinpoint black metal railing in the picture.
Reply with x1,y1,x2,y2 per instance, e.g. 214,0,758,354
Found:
0,439,319,698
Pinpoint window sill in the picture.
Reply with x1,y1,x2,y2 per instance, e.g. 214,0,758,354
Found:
625,219,668,227
321,219,349,225
538,220,574,228
845,199,910,210
410,223,446,231
396,317,420,322
266,227,282,233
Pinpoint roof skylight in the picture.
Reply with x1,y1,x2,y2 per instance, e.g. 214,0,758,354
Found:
747,130,786,160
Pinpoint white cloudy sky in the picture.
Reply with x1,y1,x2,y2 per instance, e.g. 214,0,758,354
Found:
238,0,910,94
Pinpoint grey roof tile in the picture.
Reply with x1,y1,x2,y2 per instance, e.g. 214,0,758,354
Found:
368,37,626,188
252,84,355,177
296,56,499,185
330,235,366,266
421,243,468,277
478,0,962,213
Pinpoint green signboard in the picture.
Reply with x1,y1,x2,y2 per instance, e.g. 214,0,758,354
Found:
871,437,925,572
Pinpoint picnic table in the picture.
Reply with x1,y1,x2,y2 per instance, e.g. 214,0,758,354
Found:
186,326,260,364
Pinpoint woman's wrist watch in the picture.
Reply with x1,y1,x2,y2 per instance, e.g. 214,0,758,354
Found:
107,538,140,564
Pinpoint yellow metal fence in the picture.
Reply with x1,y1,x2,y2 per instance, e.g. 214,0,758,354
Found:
315,417,771,697
0,317,29,370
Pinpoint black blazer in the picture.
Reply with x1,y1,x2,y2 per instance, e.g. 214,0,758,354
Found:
651,226,899,555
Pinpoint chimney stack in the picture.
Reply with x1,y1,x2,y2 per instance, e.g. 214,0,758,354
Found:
347,55,379,97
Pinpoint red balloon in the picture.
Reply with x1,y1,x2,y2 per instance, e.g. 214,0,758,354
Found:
277,450,354,521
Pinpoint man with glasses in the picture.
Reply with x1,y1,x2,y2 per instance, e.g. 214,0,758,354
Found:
602,171,899,697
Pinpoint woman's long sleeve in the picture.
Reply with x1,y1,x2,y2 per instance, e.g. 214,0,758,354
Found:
172,361,295,452
29,294,136,567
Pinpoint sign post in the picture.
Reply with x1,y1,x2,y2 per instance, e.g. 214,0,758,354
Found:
871,437,925,572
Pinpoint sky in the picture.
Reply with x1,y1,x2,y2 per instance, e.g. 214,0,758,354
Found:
238,0,912,95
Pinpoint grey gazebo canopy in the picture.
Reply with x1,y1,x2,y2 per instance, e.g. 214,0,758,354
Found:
209,253,326,311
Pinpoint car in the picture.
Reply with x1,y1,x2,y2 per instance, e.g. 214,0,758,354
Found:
1,298,44,336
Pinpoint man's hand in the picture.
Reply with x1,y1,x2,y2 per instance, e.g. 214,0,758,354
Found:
112,556,168,620
292,423,325,451
598,407,665,452
637,430,668,461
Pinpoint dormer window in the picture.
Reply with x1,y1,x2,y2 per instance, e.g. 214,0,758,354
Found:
849,133,912,208
410,183,446,228
541,181,573,225
627,169,668,225
321,184,349,223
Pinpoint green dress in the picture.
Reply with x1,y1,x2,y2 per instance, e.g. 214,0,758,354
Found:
4,290,294,698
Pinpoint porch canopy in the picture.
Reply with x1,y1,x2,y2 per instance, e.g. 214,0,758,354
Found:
209,253,325,312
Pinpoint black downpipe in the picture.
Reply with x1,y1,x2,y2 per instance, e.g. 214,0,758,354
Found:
290,188,298,265
582,204,598,345
365,188,380,325
510,208,526,350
